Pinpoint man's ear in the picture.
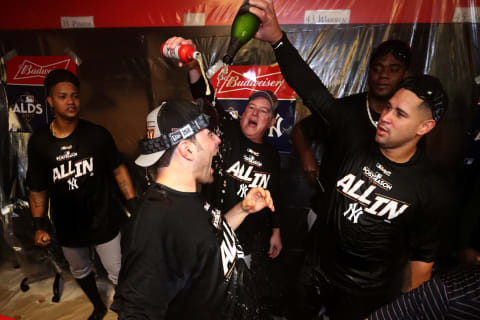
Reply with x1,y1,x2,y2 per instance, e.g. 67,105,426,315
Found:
47,96,53,108
417,119,436,136
177,140,195,161
270,114,277,128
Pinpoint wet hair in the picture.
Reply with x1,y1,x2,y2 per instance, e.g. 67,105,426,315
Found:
370,40,411,68
44,69,80,96
399,75,448,123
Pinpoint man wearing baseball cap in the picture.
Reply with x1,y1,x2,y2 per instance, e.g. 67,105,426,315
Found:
249,1,450,318
163,35,284,317
112,99,275,319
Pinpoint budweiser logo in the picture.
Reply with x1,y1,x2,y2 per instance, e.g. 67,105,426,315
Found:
217,69,285,95
211,66,296,100
13,59,71,80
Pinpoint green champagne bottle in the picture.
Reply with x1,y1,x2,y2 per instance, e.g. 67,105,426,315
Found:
222,0,260,65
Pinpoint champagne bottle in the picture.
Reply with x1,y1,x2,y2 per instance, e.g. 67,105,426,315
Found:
161,41,211,96
222,0,260,65
161,42,200,63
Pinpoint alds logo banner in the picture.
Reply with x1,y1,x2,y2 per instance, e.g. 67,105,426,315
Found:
7,56,77,133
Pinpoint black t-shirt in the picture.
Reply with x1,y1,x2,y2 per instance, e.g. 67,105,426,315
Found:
299,92,379,214
191,80,281,253
112,184,256,320
274,33,448,295
318,144,447,294
26,119,124,247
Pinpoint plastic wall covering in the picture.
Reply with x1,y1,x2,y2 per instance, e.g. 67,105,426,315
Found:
0,12,479,276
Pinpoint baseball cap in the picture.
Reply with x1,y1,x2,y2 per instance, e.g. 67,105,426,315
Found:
248,90,279,114
399,75,448,123
370,40,411,68
135,100,211,167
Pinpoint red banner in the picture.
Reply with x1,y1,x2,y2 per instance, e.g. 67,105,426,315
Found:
0,0,479,30
7,56,77,132
6,56,77,86
211,65,296,100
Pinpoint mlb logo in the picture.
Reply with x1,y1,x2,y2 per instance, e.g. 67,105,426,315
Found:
22,94,35,103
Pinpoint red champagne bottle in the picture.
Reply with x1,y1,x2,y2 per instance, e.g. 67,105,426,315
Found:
161,43,200,63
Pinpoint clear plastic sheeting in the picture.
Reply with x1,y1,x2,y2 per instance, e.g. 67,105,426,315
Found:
0,0,479,286
1,199,65,282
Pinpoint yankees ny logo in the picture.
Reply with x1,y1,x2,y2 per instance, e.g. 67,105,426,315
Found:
237,184,248,198
343,203,364,224
68,177,79,190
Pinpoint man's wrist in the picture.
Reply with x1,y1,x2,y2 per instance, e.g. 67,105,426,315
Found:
126,196,140,216
32,217,47,231
271,32,286,50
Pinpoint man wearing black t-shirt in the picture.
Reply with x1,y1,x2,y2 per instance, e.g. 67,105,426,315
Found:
292,40,411,211
163,35,284,316
112,100,274,319
250,1,450,319
27,69,138,320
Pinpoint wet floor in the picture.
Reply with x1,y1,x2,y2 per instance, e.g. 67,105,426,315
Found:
0,263,116,320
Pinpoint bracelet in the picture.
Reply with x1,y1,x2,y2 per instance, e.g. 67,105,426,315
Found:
32,217,47,231
271,33,286,50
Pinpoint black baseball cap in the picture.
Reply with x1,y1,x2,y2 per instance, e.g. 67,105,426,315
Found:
370,40,411,68
399,75,448,123
136,100,211,167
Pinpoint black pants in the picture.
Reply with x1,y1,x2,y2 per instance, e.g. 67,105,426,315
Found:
290,266,399,320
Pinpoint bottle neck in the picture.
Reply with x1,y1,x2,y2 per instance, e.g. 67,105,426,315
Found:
223,38,243,65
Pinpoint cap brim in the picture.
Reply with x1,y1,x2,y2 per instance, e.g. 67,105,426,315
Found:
135,150,165,167
249,91,274,107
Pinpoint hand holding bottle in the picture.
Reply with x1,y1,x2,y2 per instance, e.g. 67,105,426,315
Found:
162,36,199,68
162,36,211,95
249,0,283,44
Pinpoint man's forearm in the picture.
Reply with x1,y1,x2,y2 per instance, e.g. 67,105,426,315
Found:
29,190,48,218
291,124,312,155
406,260,433,291
188,65,201,84
272,32,335,122
114,164,136,200
224,202,249,231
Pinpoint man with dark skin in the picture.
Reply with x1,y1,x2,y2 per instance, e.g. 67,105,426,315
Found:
27,69,138,320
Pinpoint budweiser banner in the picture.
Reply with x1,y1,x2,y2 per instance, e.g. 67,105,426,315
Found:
6,56,77,132
211,65,297,154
